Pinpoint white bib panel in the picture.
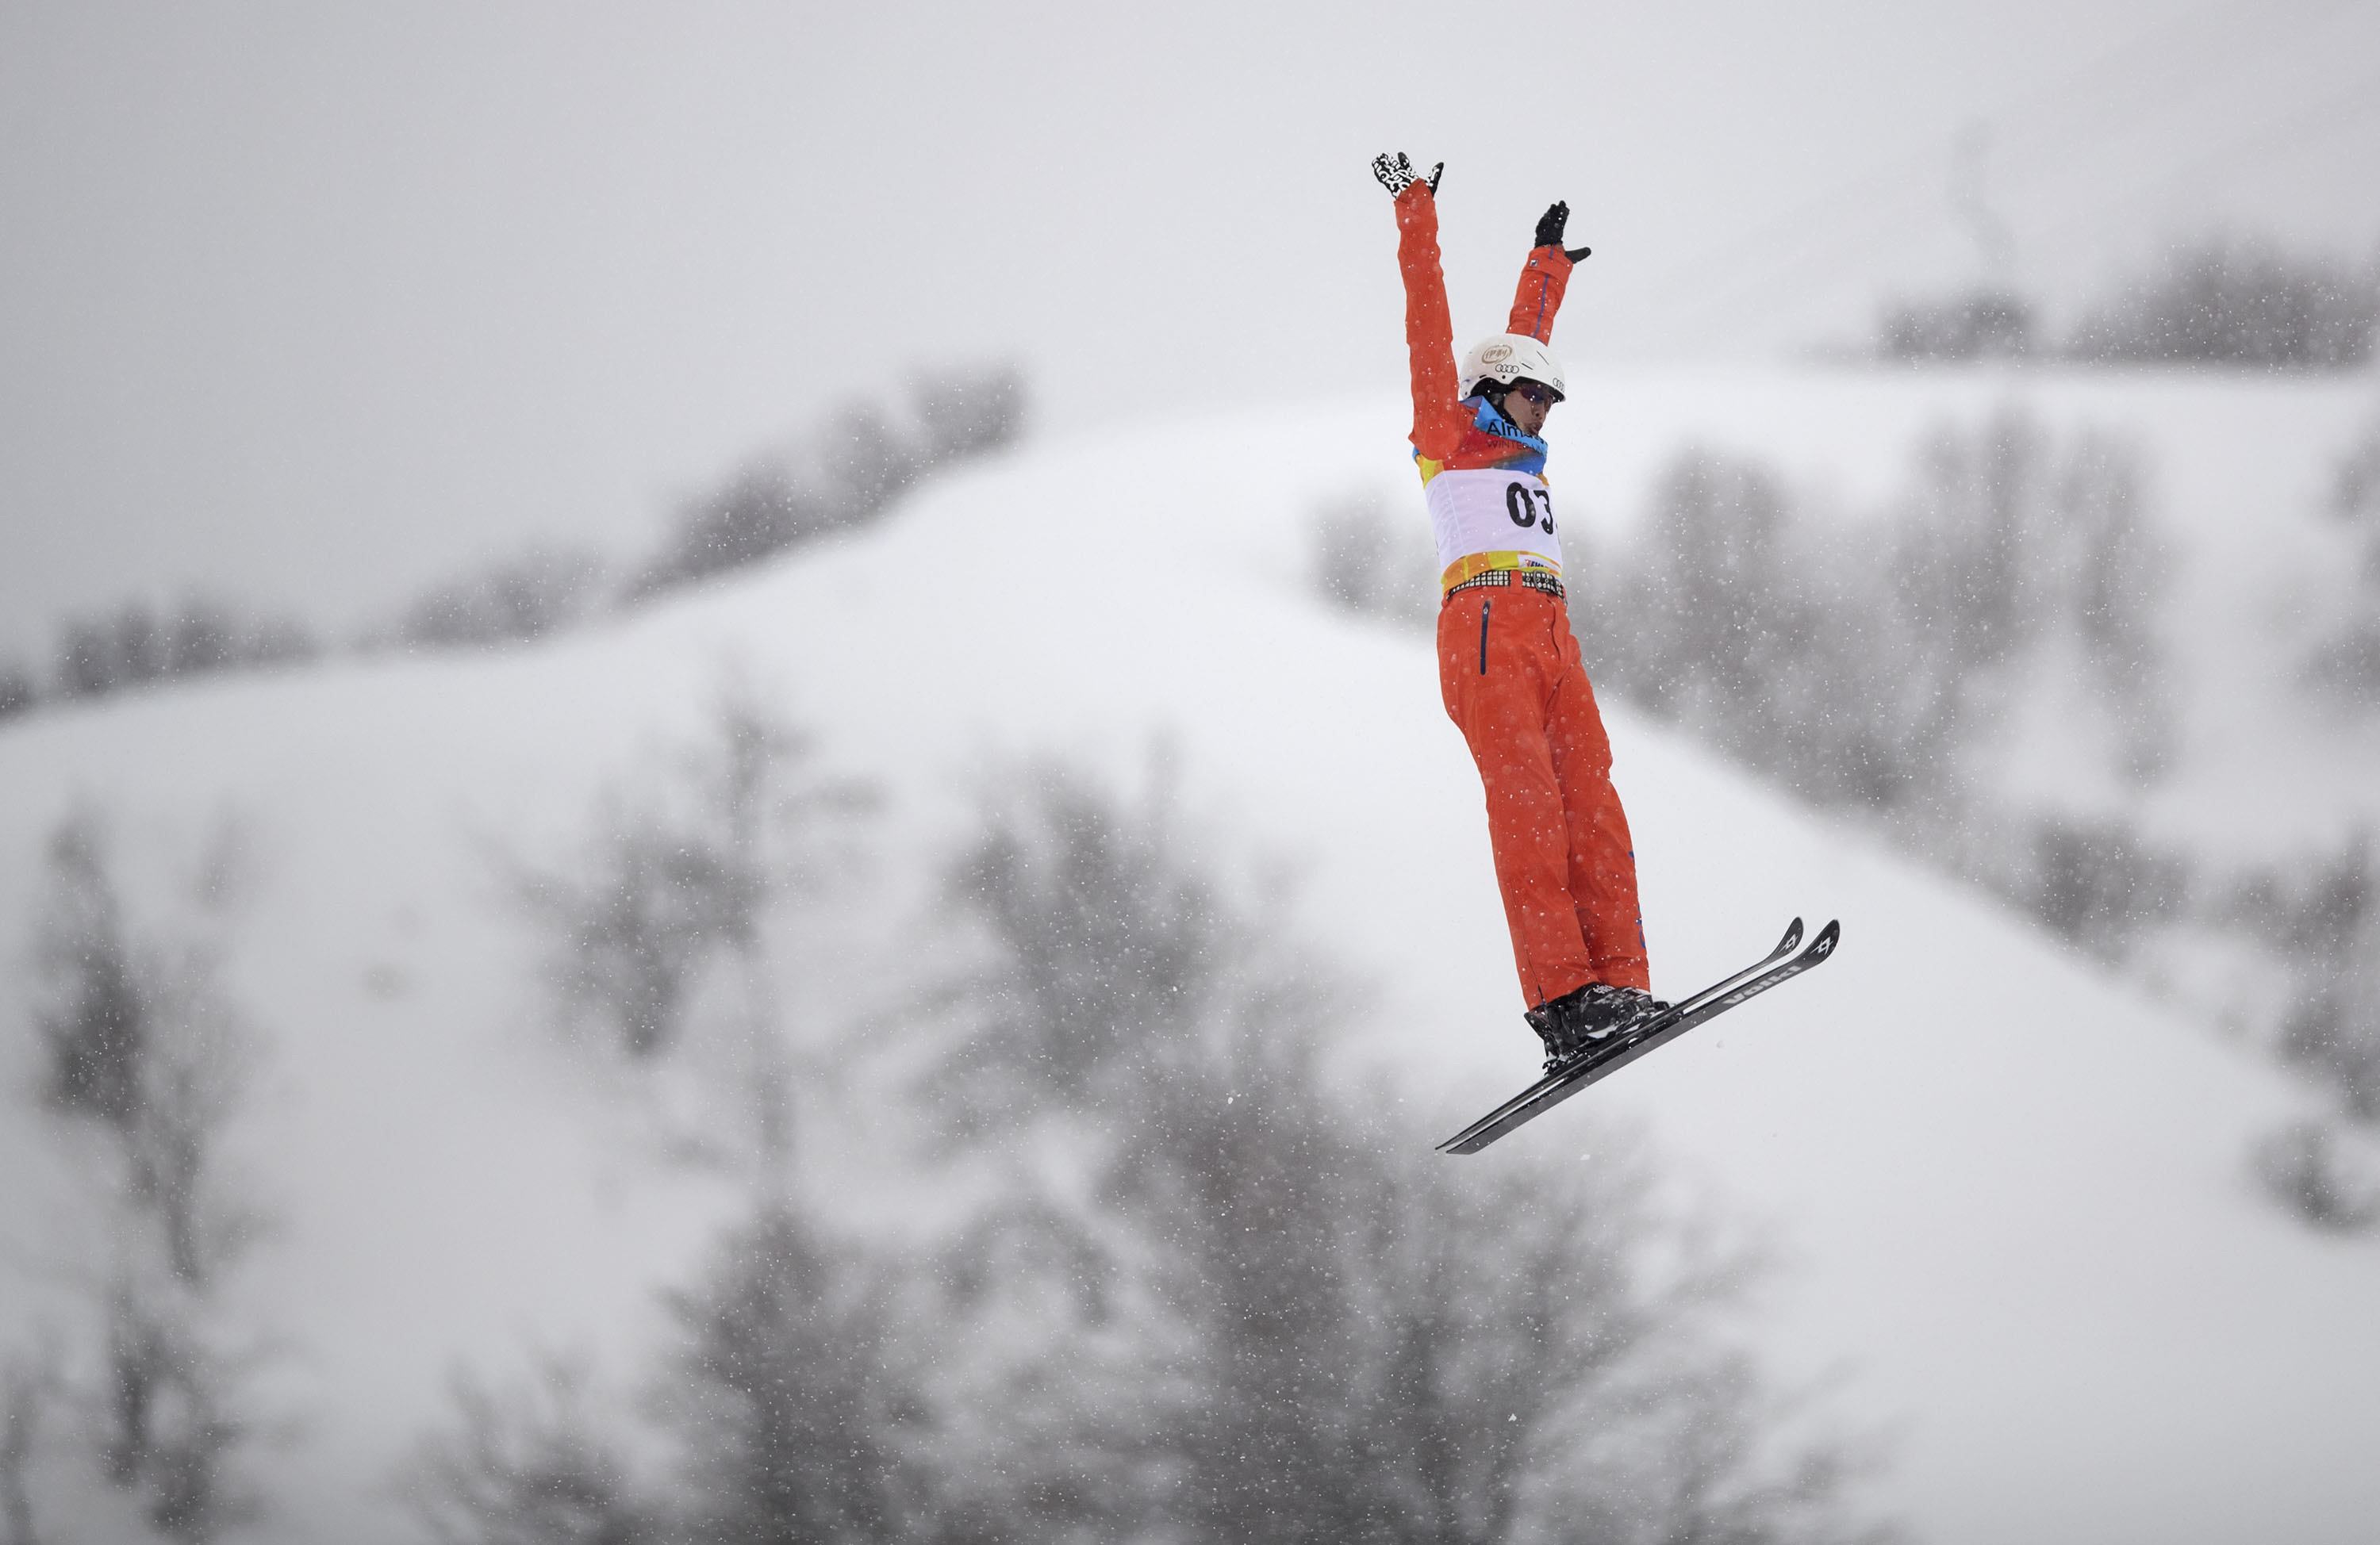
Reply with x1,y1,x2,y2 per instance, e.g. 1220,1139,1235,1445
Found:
1423,468,1564,577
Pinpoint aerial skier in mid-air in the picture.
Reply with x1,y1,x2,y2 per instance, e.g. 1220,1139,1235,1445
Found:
1372,150,1664,1073
1376,152,1842,1154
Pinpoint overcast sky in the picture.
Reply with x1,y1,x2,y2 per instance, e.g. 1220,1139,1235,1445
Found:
5,0,2378,656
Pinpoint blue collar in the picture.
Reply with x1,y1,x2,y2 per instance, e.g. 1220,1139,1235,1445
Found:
1466,394,1549,457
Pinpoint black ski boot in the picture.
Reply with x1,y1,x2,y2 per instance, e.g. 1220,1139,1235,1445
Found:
1527,983,1670,1072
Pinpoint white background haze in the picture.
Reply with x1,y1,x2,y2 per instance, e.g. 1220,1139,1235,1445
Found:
5,0,2379,649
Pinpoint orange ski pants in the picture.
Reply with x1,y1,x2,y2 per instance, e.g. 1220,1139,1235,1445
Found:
1438,583,1650,1007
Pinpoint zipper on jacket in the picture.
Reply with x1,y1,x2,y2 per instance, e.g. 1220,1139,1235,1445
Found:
1478,598,1491,675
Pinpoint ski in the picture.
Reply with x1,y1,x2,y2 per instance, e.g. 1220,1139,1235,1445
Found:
1437,918,1841,1156
1432,918,1802,1154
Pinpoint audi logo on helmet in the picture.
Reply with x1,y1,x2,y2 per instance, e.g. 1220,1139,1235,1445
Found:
1459,332,1568,401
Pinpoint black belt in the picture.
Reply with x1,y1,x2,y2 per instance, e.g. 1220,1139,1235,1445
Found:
1444,569,1564,602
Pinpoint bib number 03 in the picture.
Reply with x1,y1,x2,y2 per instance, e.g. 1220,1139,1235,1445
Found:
1505,481,1556,534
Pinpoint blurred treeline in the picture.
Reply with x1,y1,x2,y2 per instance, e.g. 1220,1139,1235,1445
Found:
1876,232,2378,365
0,366,1023,723
3,703,1896,1542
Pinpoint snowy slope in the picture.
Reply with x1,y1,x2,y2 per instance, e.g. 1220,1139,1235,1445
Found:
4,370,2378,1543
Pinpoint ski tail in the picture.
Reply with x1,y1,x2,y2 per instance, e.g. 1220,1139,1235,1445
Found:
1430,918,1803,1156
1656,915,1802,1024
1670,918,1837,1034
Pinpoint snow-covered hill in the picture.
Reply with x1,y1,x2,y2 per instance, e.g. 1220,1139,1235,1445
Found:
4,367,2378,1543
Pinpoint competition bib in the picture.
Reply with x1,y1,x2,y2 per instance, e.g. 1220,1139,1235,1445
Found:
1422,467,1563,580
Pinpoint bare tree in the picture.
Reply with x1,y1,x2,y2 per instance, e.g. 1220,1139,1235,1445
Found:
0,661,35,723
33,812,149,1126
2252,1120,2380,1233
33,813,264,1290
510,691,870,1068
98,1281,257,1543
52,597,316,702
912,364,1027,464
2068,233,2378,369
2058,432,2175,782
2306,405,2380,705
405,1359,658,1545
918,760,1239,1133
18,811,272,1538
502,686,875,1195
632,366,1028,598
0,1344,61,1545
910,765,1892,1545
392,547,611,652
2261,837,2380,1121
1311,489,1438,628
1876,287,2036,361
655,1205,960,1545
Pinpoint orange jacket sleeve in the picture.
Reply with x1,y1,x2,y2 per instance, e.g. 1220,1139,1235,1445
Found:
1393,183,1472,463
1507,245,1575,343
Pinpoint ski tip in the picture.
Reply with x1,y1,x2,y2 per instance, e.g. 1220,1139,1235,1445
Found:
1809,918,1841,957
1779,916,1804,953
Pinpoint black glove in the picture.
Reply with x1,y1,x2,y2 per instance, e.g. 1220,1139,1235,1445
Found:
1534,201,1592,261
1373,152,1444,197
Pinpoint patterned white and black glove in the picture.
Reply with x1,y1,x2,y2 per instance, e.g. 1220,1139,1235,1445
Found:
1372,152,1443,197
1534,200,1593,261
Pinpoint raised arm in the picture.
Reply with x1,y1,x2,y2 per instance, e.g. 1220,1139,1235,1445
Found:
1506,247,1574,343
1380,156,1472,463
1507,201,1590,343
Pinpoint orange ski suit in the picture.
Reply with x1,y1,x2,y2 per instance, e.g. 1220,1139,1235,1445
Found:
1392,180,1651,1007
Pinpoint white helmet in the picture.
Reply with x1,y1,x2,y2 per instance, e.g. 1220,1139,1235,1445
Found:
1458,332,1567,401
